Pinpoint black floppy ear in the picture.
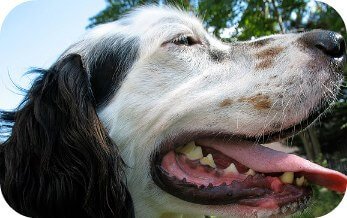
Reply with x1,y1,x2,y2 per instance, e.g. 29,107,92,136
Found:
0,54,134,218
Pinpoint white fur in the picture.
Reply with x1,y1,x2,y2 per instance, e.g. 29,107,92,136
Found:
64,6,343,217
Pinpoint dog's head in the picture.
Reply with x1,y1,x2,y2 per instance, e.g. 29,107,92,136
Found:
1,6,347,217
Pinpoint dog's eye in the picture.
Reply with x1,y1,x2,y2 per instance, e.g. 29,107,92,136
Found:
172,35,197,46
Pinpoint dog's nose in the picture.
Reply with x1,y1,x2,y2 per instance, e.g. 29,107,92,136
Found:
301,30,346,59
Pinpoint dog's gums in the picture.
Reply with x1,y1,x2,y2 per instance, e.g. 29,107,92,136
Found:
152,136,347,215
150,100,347,216
152,141,309,213
151,107,347,211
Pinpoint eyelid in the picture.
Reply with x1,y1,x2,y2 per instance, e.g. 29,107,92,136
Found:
175,34,201,44
162,34,202,46
171,35,187,44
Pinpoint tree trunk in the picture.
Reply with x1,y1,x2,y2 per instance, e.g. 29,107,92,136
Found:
299,131,314,161
308,127,322,158
270,0,286,33
299,127,322,161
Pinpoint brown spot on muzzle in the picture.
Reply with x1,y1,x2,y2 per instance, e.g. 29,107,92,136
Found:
219,98,233,107
255,59,274,70
254,47,284,70
256,47,285,59
239,94,272,110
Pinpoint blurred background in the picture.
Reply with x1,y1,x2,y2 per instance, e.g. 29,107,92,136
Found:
0,0,346,217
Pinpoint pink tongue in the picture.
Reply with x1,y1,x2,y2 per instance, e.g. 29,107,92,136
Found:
196,139,347,193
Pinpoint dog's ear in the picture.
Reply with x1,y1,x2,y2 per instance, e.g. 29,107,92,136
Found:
0,54,134,218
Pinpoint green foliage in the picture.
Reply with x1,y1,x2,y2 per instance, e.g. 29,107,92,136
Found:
88,0,156,28
197,0,241,38
305,2,346,37
236,0,278,40
317,102,347,155
88,0,192,28
293,186,343,218
166,0,192,9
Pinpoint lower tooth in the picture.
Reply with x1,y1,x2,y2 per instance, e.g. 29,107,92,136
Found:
186,146,203,160
200,154,216,168
176,141,203,160
245,168,256,176
175,141,195,154
224,163,239,174
295,176,305,186
279,172,294,184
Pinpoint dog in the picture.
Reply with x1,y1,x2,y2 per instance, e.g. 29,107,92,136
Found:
1,6,347,218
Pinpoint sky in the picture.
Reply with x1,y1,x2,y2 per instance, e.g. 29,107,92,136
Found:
0,2,109,216
0,0,106,110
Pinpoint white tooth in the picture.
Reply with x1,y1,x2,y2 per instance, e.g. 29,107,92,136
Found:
279,172,294,184
200,154,216,168
224,163,239,174
175,141,195,153
295,176,305,187
175,141,203,160
245,168,256,176
186,146,203,160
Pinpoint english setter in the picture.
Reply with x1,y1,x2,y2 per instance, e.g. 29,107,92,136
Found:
1,6,347,218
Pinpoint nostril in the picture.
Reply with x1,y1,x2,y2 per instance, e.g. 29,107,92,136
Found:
314,33,346,58
337,39,346,57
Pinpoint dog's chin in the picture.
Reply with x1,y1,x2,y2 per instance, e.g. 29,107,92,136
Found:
150,105,347,216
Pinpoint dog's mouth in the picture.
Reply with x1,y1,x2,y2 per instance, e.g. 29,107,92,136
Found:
151,111,347,215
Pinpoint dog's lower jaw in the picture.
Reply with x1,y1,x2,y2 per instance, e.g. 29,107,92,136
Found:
132,195,299,218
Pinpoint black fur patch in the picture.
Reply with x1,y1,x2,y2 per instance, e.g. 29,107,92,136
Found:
89,36,140,107
209,49,227,62
0,54,134,218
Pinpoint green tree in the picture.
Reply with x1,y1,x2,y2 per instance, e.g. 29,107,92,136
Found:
88,0,192,28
